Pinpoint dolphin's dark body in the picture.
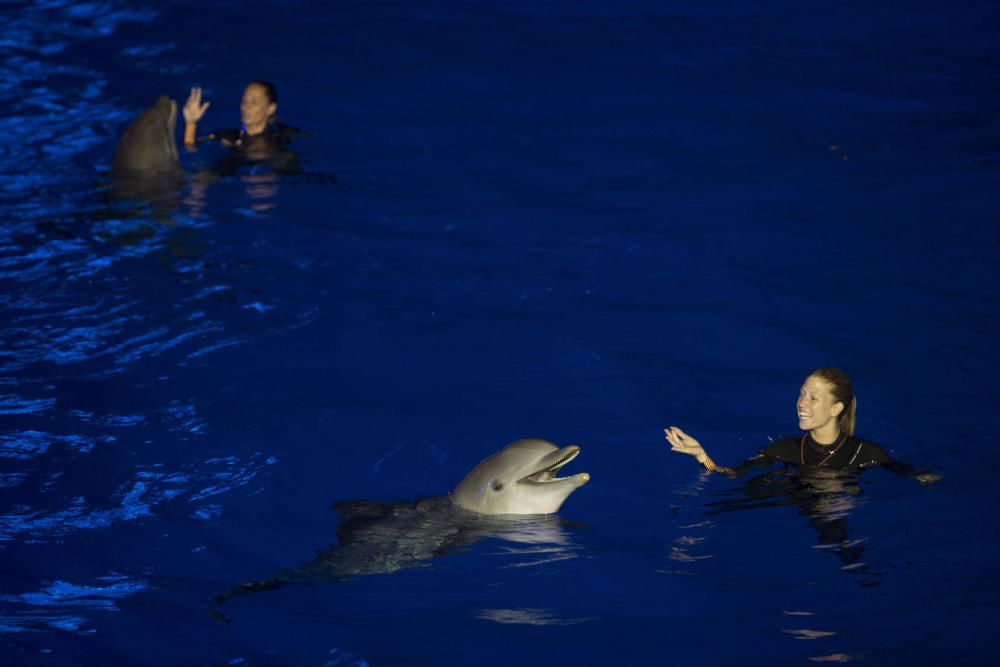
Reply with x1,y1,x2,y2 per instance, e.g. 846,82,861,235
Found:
209,497,578,623
210,439,588,622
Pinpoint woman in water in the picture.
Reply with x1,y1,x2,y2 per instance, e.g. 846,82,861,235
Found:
181,81,300,174
182,81,288,147
665,368,938,482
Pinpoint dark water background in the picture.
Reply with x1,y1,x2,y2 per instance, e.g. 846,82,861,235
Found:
2,1,998,664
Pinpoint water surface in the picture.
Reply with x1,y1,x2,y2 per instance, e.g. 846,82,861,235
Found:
1,1,998,665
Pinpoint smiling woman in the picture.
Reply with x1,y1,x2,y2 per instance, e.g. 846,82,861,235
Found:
179,80,299,159
175,79,302,182
183,81,273,145
665,368,940,481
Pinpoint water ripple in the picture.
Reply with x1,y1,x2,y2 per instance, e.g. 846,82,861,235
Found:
0,2,158,60
0,430,113,460
0,573,147,635
0,479,152,544
0,394,55,415
188,453,278,503
0,448,280,545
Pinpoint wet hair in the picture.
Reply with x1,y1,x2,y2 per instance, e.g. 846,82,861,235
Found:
809,368,856,436
248,80,278,105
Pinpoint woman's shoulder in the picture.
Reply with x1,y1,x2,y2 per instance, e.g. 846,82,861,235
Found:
845,435,891,466
262,122,302,141
272,122,301,135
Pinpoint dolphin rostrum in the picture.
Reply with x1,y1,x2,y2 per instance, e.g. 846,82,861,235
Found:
209,439,589,622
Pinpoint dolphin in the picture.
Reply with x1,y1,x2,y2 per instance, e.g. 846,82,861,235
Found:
112,95,179,172
451,438,590,515
209,439,589,622
110,95,183,203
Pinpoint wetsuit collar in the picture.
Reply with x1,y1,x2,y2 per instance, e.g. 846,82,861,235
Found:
801,432,849,466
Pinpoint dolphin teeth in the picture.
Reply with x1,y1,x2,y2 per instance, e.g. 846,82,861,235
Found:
521,447,580,483
544,452,573,471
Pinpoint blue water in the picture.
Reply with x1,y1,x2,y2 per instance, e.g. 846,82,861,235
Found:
2,1,998,664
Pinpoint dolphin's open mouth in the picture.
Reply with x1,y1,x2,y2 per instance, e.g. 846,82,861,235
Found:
520,445,586,484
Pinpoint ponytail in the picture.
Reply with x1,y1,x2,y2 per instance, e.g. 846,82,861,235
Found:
841,395,857,436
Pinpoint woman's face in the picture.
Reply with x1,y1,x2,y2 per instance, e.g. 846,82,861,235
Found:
797,375,844,432
240,84,276,133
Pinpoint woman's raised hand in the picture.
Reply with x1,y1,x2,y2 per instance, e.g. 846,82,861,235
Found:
183,87,211,124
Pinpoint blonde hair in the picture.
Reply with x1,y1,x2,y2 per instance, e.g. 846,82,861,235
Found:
809,368,856,436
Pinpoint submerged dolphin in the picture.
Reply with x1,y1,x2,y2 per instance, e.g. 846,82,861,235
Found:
209,439,589,622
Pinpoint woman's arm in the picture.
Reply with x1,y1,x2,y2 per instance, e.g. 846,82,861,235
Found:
877,457,942,484
857,441,941,484
885,462,942,484
665,426,786,476
183,87,211,146
664,427,733,473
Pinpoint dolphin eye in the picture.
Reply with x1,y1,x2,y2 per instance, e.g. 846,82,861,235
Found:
491,481,504,492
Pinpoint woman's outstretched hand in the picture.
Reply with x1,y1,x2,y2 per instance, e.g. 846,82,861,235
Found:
664,426,706,462
183,87,211,124
665,426,730,473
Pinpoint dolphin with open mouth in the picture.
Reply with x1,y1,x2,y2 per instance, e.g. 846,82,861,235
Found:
451,438,590,515
209,438,589,622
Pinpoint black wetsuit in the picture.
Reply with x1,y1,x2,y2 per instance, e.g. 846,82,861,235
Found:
727,433,922,476
201,122,297,148
708,434,931,581
199,123,301,175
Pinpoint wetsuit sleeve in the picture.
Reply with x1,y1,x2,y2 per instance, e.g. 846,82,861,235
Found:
710,439,798,476
880,460,923,475
859,442,939,479
275,122,303,137
719,452,774,476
